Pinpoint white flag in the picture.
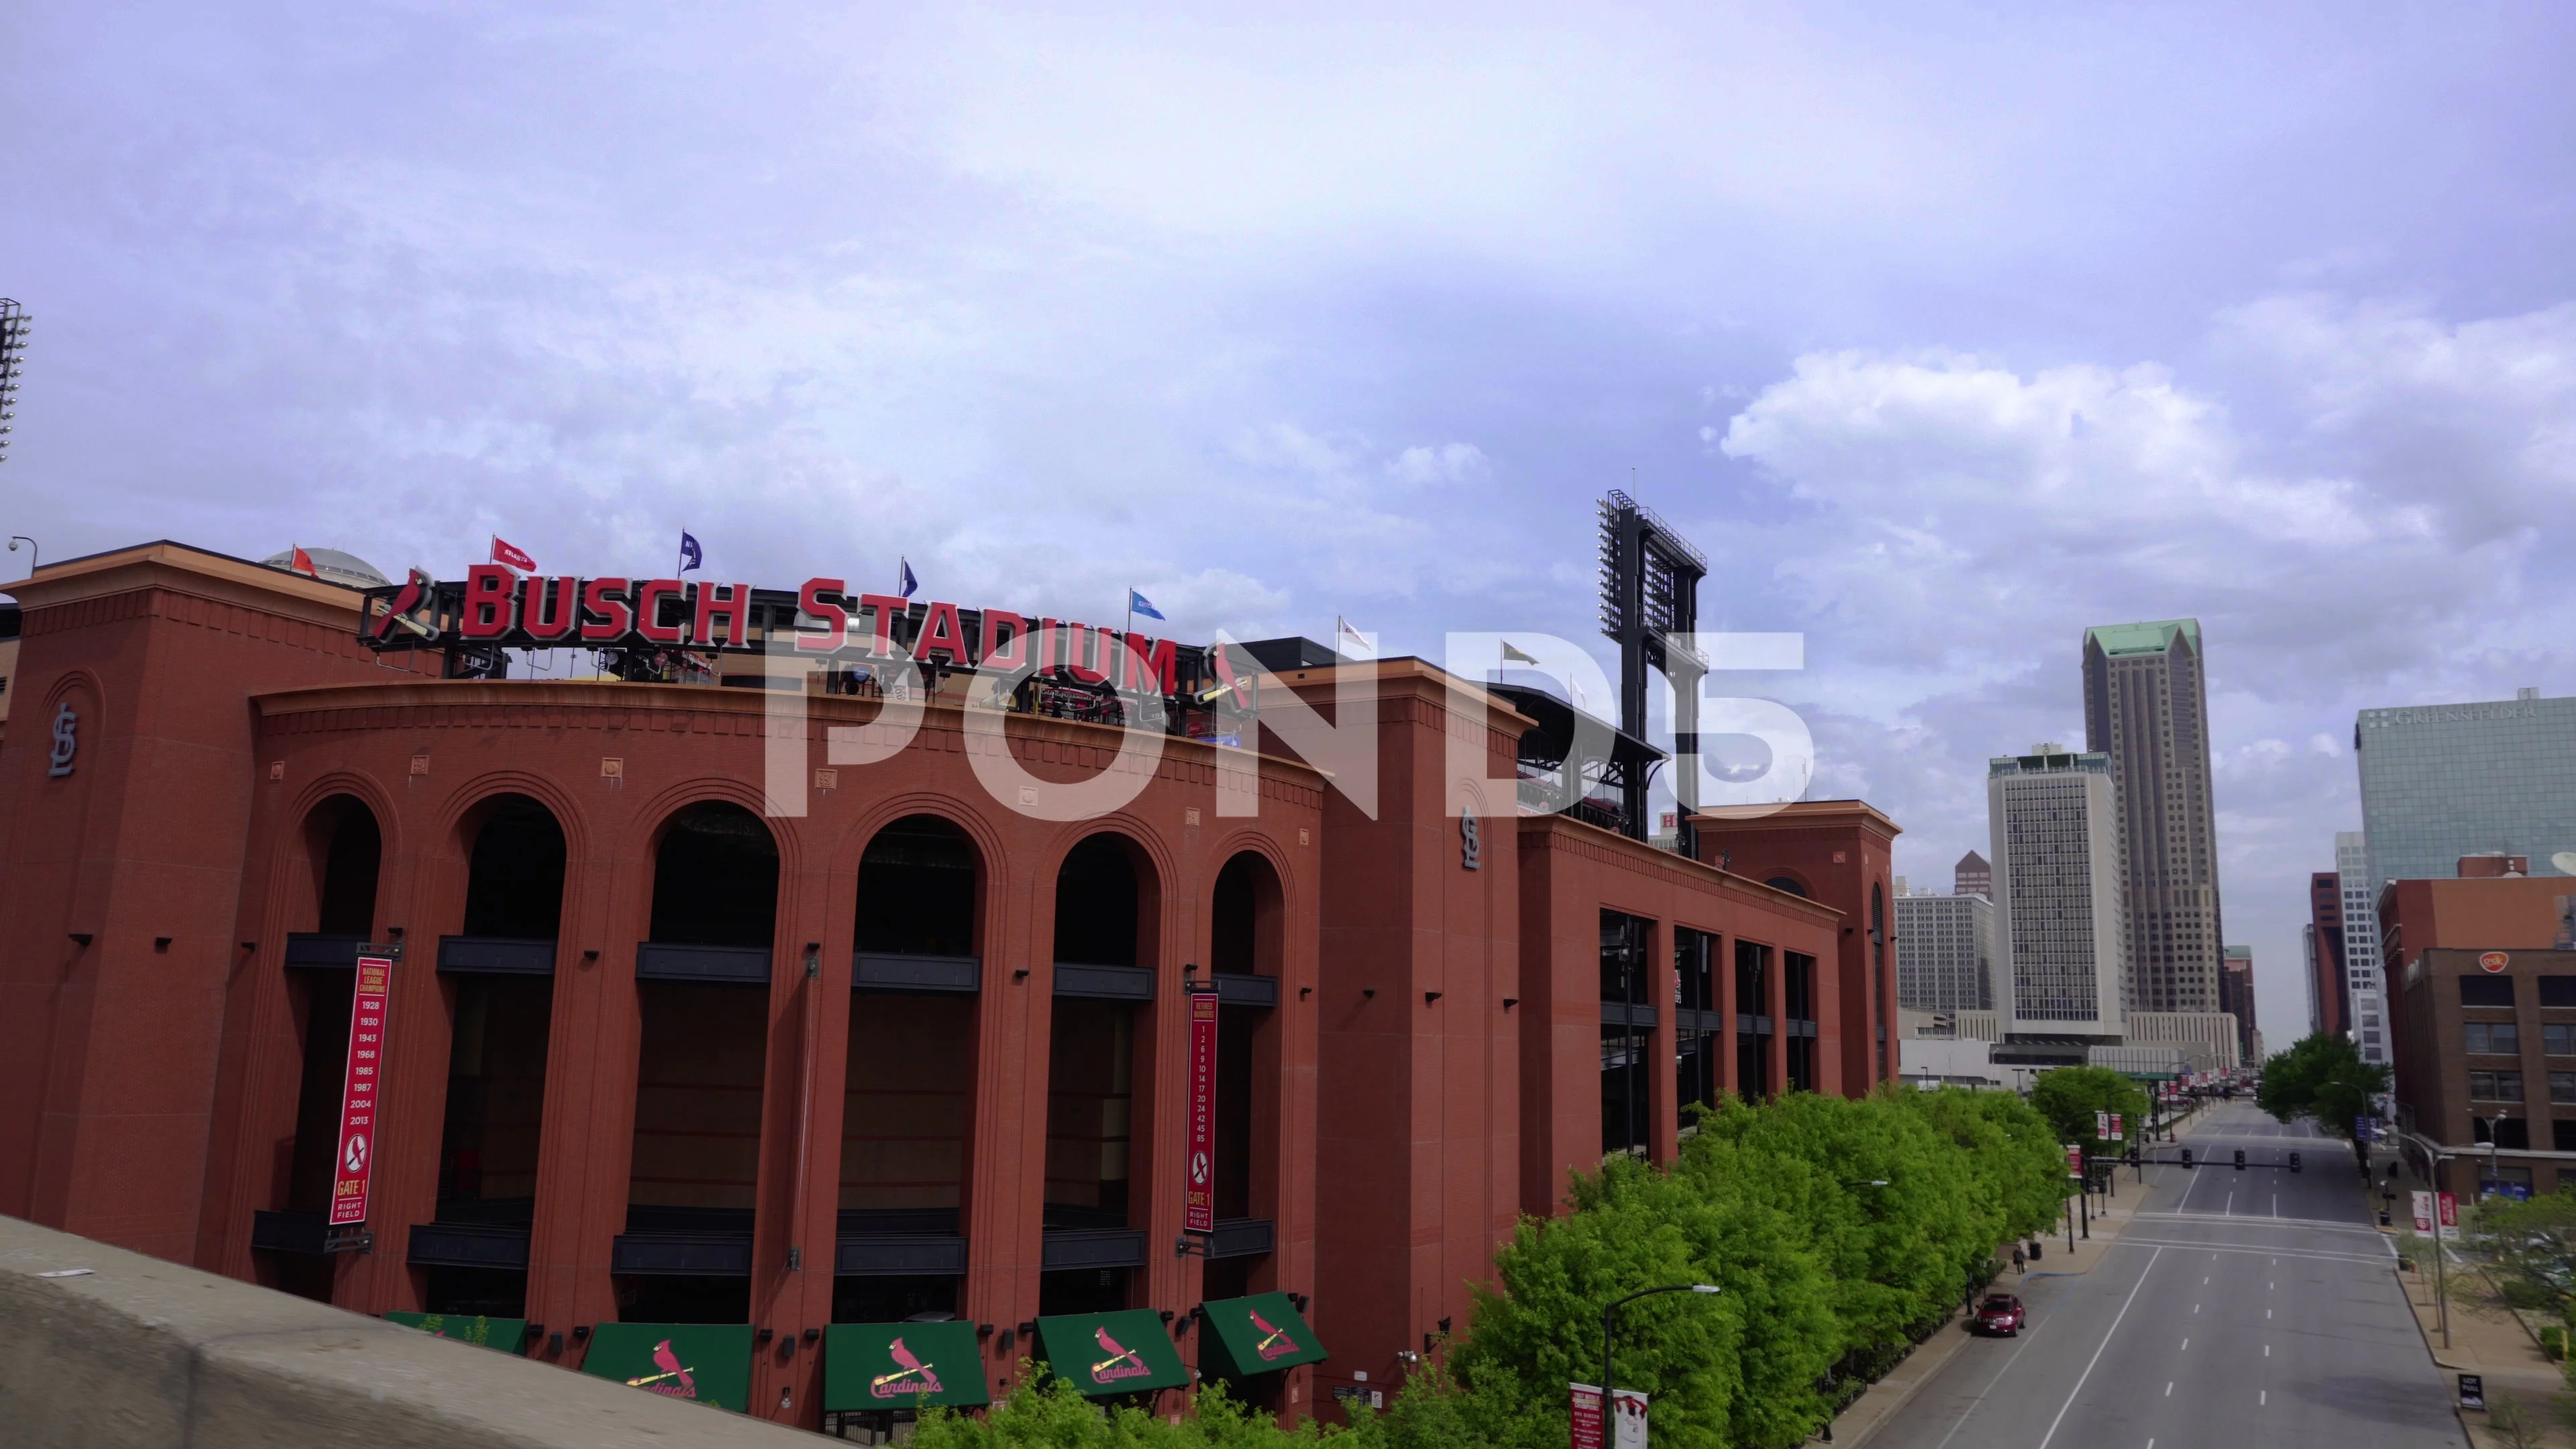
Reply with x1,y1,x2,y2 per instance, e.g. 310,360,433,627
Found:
1335,615,1377,661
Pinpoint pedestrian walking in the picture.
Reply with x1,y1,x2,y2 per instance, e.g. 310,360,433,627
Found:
2012,1244,2026,1275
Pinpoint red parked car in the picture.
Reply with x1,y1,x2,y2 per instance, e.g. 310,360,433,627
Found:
1972,1294,2027,1336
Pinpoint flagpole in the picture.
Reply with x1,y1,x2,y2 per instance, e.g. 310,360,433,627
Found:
676,528,685,578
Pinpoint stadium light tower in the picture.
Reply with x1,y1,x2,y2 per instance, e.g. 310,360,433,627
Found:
0,300,29,465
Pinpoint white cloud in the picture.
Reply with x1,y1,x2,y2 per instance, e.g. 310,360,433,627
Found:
1385,442,1489,485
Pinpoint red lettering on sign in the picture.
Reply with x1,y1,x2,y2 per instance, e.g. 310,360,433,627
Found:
579,578,635,641
796,578,849,653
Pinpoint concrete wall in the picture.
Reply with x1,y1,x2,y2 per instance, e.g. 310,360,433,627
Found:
0,1212,808,1448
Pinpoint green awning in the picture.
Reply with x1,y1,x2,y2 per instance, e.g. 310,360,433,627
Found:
580,1323,755,1413
1034,1309,1190,1396
1198,1293,1326,1379
384,1311,526,1353
825,1322,991,1409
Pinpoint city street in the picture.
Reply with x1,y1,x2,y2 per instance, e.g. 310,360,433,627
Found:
1868,1103,2465,1449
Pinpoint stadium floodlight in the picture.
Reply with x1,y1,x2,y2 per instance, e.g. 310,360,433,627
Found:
0,299,29,465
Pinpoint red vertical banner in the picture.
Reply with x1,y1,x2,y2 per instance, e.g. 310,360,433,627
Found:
1184,985,1220,1234
1569,1383,1605,1449
329,949,396,1230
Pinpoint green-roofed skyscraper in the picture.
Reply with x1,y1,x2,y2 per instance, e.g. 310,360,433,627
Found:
2082,619,2224,1016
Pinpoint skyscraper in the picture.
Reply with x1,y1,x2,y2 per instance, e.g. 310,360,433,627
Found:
1895,889,1994,1012
1953,849,1992,899
1988,745,2128,1038
2336,831,2389,1066
2220,944,2259,1063
2083,619,2224,1014
2307,870,2348,1038
2355,690,2576,885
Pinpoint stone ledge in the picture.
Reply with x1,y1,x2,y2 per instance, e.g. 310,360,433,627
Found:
0,1213,810,1448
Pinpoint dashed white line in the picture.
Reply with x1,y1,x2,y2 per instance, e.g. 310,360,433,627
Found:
2164,1382,2174,1396
2261,1390,2268,1406
2264,1345,2271,1357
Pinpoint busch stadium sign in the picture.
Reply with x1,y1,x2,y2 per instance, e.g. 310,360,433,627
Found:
361,566,1220,698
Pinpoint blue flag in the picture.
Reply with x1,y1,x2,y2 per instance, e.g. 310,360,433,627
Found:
678,531,703,574
1127,588,1165,621
899,557,918,598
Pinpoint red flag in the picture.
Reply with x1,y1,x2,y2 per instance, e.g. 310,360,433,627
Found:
490,536,537,574
289,545,320,578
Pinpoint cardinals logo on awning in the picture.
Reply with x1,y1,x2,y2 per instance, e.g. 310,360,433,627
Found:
869,1336,945,1399
626,1339,698,1399
1089,1326,1151,1384
1249,1307,1300,1362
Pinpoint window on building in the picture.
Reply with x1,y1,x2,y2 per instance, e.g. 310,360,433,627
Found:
2540,977,2576,1008
2489,1164,2536,1196
2551,1073,2576,1105
2546,1024,2576,1057
2555,1120,2576,1153
2468,1022,2522,1055
1601,911,1653,1158
2462,976,2516,1008
2471,1071,2526,1103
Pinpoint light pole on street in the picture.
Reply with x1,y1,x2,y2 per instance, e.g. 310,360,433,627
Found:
1603,1284,1721,1408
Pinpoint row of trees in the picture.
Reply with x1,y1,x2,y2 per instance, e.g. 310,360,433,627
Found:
2257,1032,2390,1146
916,1085,2078,1449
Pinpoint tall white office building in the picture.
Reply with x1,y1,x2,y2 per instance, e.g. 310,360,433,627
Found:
1988,745,2129,1039
1895,888,1994,1012
2336,830,2389,1066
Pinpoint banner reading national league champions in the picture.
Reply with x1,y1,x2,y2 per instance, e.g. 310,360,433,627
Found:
330,947,398,1232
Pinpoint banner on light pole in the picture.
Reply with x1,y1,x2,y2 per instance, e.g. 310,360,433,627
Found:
1570,1383,1605,1449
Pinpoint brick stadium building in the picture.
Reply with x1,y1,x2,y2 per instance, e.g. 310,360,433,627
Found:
0,540,1897,1433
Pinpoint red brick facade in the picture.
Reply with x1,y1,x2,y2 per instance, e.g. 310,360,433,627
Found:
0,541,1896,1430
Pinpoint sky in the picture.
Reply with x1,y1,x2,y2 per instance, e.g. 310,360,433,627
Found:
7,2,2576,1038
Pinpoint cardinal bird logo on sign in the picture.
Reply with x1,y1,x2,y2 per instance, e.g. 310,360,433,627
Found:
342,1134,368,1174
2481,951,2511,973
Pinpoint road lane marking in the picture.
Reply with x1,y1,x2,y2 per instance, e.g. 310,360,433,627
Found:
2182,1338,2189,1349
2267,1309,2273,1319
2114,1239,2391,1265
2165,1382,2173,1396
2261,1390,2267,1406
2035,1247,2163,1449
2264,1345,2270,1356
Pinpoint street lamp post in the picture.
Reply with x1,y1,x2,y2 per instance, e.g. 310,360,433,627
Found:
7,536,35,575
2487,1110,2508,1199
1603,1284,1722,1413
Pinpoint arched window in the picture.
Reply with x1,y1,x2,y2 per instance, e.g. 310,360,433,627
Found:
1042,834,1157,1316
421,795,569,1319
839,816,983,1324
649,802,779,949
1201,851,1285,1303
266,794,384,1304
621,801,777,1325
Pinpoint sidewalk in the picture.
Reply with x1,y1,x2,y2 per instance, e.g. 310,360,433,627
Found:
2394,1233,2571,1446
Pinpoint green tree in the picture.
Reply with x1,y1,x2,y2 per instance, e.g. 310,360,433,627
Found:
2029,1066,2151,1166
2257,1032,2390,1140
2461,1191,2576,1318
1687,1092,1990,1356
1450,1142,1841,1449
1896,1086,2071,1240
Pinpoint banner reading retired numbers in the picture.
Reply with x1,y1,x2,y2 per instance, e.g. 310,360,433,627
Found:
1185,987,1219,1234
330,950,396,1228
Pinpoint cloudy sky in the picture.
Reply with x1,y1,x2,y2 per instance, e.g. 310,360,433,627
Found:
9,2,2576,1034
